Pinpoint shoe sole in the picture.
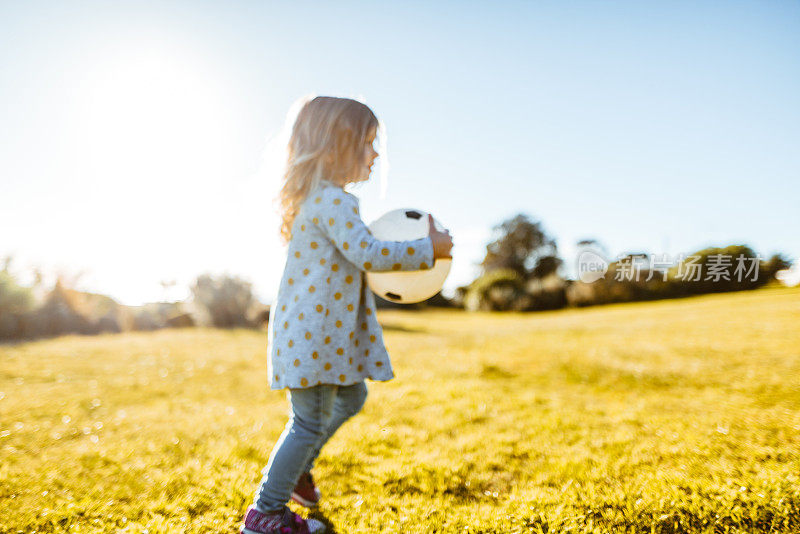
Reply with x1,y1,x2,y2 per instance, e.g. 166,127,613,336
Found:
290,491,319,508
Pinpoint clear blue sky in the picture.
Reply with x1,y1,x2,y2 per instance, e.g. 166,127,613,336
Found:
1,0,798,305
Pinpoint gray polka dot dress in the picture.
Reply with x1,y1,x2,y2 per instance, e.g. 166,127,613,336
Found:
267,180,436,390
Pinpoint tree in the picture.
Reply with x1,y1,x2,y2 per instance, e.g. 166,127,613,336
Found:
0,256,37,339
479,213,562,280
190,273,257,328
576,238,610,258
762,253,792,281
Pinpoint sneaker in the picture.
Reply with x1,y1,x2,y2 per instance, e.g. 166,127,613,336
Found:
291,472,321,508
240,505,325,534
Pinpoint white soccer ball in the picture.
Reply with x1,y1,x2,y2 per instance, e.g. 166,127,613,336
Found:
366,208,451,304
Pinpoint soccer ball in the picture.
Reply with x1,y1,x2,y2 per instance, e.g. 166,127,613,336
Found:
365,209,451,304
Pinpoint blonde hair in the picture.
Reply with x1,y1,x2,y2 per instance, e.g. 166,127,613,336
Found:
274,95,386,246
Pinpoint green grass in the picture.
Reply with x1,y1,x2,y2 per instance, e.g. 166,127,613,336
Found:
1,286,799,533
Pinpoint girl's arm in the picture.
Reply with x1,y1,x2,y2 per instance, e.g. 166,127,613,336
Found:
307,188,435,273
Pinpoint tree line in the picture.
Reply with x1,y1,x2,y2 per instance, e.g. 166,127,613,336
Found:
0,213,793,341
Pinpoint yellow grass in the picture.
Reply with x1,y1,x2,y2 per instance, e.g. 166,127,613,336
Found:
1,287,799,533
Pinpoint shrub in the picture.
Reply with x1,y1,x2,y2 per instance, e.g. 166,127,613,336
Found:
464,269,529,311
666,245,769,296
524,273,568,311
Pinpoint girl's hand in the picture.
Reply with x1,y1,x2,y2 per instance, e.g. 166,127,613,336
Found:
428,213,453,260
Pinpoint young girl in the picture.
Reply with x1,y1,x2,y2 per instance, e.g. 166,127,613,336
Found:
240,96,453,534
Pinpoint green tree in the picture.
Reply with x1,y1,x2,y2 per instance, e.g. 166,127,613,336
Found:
479,213,562,280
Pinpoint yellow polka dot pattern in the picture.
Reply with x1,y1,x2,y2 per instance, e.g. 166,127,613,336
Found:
270,185,433,389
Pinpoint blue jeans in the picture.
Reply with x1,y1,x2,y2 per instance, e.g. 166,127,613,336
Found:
252,381,368,513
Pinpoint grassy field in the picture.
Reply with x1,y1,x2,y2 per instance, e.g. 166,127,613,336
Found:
1,287,799,533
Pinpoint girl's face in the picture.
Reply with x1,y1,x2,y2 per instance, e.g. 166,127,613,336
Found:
350,127,378,183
